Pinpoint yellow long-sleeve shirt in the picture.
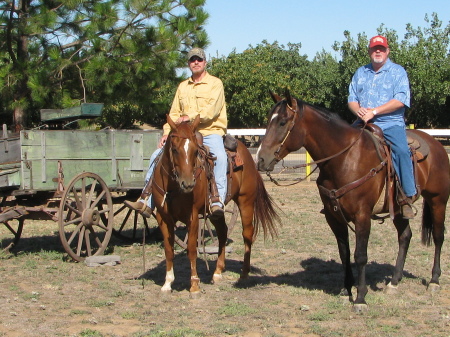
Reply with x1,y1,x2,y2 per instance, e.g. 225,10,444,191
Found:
163,72,227,136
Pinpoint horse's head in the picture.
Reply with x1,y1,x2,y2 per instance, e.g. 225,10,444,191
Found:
256,90,304,172
166,114,201,193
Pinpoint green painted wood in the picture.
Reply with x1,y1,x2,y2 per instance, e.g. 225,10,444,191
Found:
40,103,104,122
19,129,161,191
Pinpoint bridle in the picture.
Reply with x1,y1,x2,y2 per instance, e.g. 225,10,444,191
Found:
167,129,200,185
273,102,299,162
266,100,366,185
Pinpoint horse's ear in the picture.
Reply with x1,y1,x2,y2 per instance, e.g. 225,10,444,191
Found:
191,114,200,130
284,90,297,112
167,115,177,131
269,90,282,103
284,89,292,102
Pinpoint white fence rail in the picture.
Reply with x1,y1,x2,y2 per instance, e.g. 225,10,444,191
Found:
229,128,450,139
229,128,450,181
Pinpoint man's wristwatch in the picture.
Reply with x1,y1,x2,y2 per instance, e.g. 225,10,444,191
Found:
372,109,378,115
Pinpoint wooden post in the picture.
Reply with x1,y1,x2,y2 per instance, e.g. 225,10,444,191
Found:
306,151,311,182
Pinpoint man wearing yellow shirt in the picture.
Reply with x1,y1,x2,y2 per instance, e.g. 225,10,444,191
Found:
125,48,228,219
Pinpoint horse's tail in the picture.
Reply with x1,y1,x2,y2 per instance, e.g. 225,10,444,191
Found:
252,173,281,240
421,200,433,246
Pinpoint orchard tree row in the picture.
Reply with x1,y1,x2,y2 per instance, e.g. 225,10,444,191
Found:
0,2,448,130
209,13,450,128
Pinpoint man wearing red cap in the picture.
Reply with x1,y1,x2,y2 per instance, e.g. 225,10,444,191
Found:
348,35,416,219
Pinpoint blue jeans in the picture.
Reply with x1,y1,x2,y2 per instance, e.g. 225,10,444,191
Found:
383,125,416,197
142,134,227,208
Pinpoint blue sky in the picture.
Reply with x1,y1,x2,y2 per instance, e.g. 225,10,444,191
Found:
202,0,449,59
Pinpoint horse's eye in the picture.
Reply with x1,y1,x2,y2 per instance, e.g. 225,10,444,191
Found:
280,120,287,127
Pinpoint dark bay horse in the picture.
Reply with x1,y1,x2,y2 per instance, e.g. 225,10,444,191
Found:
153,115,279,296
256,92,449,311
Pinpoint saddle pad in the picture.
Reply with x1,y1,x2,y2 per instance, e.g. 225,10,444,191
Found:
406,130,430,160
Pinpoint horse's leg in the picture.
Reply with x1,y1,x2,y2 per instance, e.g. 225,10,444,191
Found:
158,215,176,293
238,200,255,279
210,215,228,283
325,213,354,300
353,219,371,309
387,214,412,292
187,215,201,295
426,198,446,290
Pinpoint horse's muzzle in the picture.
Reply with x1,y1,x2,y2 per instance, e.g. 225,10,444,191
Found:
180,178,196,192
257,157,275,172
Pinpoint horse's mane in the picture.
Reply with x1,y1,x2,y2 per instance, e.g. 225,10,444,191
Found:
296,98,345,124
169,120,194,139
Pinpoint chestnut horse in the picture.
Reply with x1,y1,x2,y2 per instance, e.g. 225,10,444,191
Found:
257,91,449,311
153,115,279,296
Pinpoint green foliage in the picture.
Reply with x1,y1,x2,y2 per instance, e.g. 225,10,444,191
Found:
208,13,450,128
209,41,311,127
0,0,208,129
1,5,449,130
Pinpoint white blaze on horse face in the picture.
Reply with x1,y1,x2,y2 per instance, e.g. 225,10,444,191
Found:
183,139,190,165
270,113,279,122
256,145,262,159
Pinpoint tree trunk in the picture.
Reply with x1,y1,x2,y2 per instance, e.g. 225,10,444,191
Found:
13,106,26,132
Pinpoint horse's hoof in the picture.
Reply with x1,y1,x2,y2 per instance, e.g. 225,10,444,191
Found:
160,289,172,296
427,283,440,293
384,282,398,295
352,303,368,313
212,273,223,284
340,295,352,305
189,290,201,299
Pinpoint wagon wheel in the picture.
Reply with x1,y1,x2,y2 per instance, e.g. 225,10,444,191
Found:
174,200,239,250
58,172,114,262
1,218,25,252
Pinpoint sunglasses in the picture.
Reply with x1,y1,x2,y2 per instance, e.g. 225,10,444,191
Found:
189,56,204,63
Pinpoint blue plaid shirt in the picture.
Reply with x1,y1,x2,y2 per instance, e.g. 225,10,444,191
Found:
348,59,411,129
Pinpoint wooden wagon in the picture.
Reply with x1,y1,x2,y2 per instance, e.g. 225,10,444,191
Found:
1,104,238,261
0,104,164,261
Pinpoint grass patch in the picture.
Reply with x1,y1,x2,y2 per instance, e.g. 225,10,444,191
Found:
217,300,256,316
78,329,104,337
133,328,205,337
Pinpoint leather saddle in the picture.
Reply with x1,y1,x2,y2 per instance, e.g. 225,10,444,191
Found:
197,133,244,205
364,123,426,218
365,123,429,161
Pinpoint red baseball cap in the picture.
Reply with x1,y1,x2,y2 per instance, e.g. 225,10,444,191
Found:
369,35,389,48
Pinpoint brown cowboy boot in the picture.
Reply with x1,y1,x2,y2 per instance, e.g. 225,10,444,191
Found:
208,173,224,220
124,200,153,218
399,197,415,219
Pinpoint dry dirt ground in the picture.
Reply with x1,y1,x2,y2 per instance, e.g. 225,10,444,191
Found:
1,179,450,337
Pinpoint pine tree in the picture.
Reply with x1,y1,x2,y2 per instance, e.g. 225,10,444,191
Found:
0,0,208,130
